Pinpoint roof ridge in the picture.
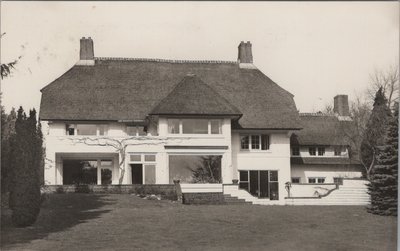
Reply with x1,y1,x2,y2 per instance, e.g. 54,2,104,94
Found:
95,57,237,64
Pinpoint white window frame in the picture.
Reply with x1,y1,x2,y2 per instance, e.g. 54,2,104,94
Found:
240,134,270,151
167,119,222,135
308,177,325,184
66,124,108,136
291,177,301,183
128,153,157,184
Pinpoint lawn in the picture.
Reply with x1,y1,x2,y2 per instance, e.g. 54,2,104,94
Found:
1,194,397,251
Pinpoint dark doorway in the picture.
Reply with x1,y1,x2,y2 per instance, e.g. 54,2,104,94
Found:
131,164,143,184
239,170,279,200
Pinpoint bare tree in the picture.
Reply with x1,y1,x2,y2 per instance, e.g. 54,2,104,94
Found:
367,65,399,109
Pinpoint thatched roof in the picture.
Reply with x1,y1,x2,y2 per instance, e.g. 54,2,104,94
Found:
150,74,241,116
40,58,301,129
290,113,350,146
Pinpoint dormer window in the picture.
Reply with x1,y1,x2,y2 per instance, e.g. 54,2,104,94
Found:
309,147,316,156
167,119,222,135
334,147,342,156
317,147,325,156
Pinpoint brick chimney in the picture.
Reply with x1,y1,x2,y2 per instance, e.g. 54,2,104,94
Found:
334,95,350,117
238,41,253,64
77,37,95,66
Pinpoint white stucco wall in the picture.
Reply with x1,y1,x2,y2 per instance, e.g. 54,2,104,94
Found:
43,118,233,185
231,131,292,205
291,164,363,184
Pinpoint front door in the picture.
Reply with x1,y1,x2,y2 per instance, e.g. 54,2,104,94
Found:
239,170,278,200
131,164,143,184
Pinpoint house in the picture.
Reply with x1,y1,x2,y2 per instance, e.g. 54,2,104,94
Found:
290,95,363,185
39,37,364,205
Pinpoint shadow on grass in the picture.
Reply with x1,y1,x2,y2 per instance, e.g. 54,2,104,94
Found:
1,193,114,249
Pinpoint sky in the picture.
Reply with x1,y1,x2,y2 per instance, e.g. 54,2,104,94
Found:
1,1,398,114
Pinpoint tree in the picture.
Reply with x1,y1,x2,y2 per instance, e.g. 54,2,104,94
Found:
191,156,222,183
0,32,20,79
1,107,17,192
367,66,399,110
359,88,392,179
367,103,398,216
10,107,42,227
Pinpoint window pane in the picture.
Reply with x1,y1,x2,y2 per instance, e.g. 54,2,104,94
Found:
130,155,141,162
144,155,156,162
261,135,269,150
101,168,112,185
318,147,325,156
240,135,249,150
101,160,113,166
269,182,279,200
239,182,249,190
292,147,300,156
127,126,137,136
308,178,316,183
270,171,278,182
309,147,316,156
210,120,221,134
239,171,248,181
137,126,147,136
291,177,300,183
182,119,208,134
168,119,180,134
318,178,325,184
98,125,106,136
76,124,97,135
63,160,97,185
251,135,260,149
66,124,75,135
144,165,156,184
168,155,222,184
334,147,342,156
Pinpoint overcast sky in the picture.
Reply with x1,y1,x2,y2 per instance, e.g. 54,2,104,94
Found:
1,2,398,114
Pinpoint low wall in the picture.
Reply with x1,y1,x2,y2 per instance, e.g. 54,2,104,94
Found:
180,184,224,204
182,192,224,205
44,184,178,201
287,183,337,198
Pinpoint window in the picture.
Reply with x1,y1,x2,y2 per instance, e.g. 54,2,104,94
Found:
261,135,270,150
210,120,221,134
240,134,270,151
292,147,300,156
127,126,147,136
168,119,180,134
291,177,300,183
63,159,113,185
333,177,343,185
168,119,222,135
130,155,141,162
240,135,249,149
334,147,342,156
251,135,260,149
317,147,325,156
66,124,107,136
308,177,325,184
144,155,156,162
182,119,208,134
238,170,279,200
309,147,316,156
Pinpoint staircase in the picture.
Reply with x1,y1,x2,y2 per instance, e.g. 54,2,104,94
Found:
223,185,276,205
223,194,252,205
286,179,370,206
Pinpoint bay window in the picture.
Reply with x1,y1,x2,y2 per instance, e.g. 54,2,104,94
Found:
167,119,222,135
240,134,270,151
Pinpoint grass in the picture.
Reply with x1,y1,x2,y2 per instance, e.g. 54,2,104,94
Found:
1,194,397,251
